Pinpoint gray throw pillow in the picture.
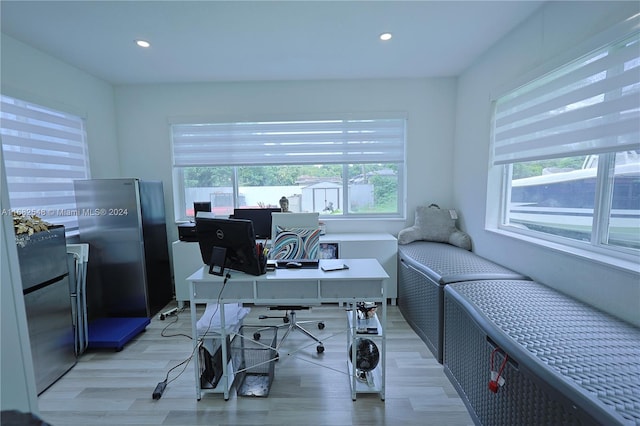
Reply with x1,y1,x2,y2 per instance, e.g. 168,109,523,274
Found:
397,204,471,250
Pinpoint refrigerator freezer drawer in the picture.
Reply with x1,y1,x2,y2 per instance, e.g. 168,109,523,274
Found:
23,275,76,394
17,225,68,291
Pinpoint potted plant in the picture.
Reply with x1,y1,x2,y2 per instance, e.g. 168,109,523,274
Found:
13,212,54,248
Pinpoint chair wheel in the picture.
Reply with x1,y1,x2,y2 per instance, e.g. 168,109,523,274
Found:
317,322,325,330
275,352,280,361
317,345,325,353
253,332,261,340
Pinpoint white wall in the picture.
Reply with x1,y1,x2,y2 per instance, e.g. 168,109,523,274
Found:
0,34,120,178
114,78,457,243
453,1,640,326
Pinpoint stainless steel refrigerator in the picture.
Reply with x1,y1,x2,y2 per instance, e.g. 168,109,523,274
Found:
17,225,76,395
74,179,173,349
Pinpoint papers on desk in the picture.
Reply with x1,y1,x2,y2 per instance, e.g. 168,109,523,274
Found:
321,261,350,272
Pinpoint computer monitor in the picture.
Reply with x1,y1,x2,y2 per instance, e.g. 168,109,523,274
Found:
195,216,265,276
232,207,281,239
193,201,212,218
271,212,319,241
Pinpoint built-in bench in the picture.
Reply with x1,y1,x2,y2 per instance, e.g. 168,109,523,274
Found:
396,241,640,425
397,241,527,363
444,279,640,425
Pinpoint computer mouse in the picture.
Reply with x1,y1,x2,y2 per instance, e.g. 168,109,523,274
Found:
285,261,303,268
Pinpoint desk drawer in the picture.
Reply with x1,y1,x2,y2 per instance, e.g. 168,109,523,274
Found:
256,280,319,299
193,281,255,300
321,280,382,300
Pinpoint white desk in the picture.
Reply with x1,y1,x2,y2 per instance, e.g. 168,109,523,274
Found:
319,233,397,304
188,258,389,401
174,233,398,306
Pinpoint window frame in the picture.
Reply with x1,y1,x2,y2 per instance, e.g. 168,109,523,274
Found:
498,152,639,257
488,17,640,269
0,94,91,236
170,114,406,222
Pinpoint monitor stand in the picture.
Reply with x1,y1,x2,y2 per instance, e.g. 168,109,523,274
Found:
208,246,227,276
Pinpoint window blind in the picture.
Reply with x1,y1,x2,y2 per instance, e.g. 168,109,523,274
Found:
1,95,90,234
172,118,406,167
492,32,640,165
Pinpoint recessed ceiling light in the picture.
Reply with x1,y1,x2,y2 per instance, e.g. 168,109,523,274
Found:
135,40,151,48
379,33,392,41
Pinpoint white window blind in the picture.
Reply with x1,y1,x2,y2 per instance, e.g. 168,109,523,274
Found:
172,118,406,167
492,32,640,165
1,95,90,234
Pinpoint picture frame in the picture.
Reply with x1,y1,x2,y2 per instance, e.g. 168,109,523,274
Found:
319,242,339,259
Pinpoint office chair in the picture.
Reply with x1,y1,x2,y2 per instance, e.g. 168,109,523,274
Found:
258,212,327,353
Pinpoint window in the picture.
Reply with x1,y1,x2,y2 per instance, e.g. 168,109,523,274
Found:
171,117,406,221
1,95,90,235
491,30,640,257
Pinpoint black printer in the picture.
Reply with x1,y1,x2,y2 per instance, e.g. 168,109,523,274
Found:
177,222,198,242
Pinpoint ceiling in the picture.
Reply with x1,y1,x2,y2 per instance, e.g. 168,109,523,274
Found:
0,1,544,85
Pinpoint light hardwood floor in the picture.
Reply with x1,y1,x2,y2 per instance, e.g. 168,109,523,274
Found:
37,303,473,426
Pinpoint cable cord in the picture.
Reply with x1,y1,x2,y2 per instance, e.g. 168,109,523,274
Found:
152,272,231,399
160,306,191,339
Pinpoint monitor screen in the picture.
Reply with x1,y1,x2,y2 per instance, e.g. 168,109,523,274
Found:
231,207,281,239
193,201,212,217
195,217,265,276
